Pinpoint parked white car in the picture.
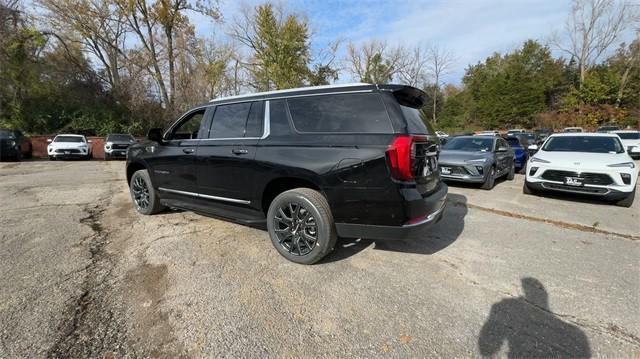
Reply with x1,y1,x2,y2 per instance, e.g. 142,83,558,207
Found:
47,134,92,160
524,133,638,207
612,130,640,159
435,131,449,138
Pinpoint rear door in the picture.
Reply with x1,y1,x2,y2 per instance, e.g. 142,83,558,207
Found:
195,100,264,204
495,138,511,174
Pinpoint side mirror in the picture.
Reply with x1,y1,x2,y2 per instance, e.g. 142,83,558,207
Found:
147,128,164,143
47,138,52,143
528,144,539,154
496,146,509,152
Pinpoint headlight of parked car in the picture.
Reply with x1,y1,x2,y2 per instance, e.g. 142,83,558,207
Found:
607,162,635,169
466,158,487,164
530,157,550,163
8,140,16,147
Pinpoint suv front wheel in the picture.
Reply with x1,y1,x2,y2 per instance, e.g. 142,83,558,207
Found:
129,169,165,215
267,188,337,264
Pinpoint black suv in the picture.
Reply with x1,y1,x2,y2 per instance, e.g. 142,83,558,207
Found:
126,84,448,264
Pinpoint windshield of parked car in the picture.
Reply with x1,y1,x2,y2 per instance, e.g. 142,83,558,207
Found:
106,134,134,142
442,137,494,152
564,128,582,133
542,136,624,153
0,130,16,138
616,132,640,140
505,137,523,147
54,136,84,143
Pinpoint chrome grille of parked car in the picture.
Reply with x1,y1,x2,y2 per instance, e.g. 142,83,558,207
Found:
541,170,614,185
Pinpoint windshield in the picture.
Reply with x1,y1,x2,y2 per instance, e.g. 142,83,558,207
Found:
0,130,16,139
107,134,134,142
400,106,434,135
54,136,85,143
506,138,522,147
542,136,624,153
443,137,494,152
616,132,640,140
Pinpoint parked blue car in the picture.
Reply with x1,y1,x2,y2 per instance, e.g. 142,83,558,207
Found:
505,135,529,171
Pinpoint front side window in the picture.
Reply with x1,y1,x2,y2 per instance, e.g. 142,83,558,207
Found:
287,93,392,133
170,110,205,140
542,136,624,154
55,136,85,143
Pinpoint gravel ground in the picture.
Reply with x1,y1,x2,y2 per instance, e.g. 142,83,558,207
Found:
0,160,638,358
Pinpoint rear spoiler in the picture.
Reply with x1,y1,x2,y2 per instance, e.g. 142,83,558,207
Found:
378,84,426,108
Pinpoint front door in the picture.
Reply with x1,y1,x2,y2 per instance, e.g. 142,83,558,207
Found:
147,107,210,194
196,100,264,205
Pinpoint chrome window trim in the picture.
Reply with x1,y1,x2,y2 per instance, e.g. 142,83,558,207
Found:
158,187,251,204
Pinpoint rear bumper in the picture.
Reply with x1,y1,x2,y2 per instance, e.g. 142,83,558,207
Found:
335,183,448,240
526,180,631,201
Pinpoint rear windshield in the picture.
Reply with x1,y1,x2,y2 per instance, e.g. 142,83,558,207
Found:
442,137,494,152
616,132,640,140
55,136,84,143
0,130,15,138
400,106,434,135
107,134,134,142
542,136,624,153
287,93,392,133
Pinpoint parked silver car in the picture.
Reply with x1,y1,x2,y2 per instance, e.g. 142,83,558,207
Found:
104,134,136,160
439,136,516,190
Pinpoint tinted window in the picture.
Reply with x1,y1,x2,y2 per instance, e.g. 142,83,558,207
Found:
245,101,264,138
442,137,494,152
269,100,292,136
171,110,205,140
0,130,15,138
505,137,521,147
617,132,640,140
211,103,251,139
400,106,434,135
542,136,624,153
287,93,392,133
55,136,84,142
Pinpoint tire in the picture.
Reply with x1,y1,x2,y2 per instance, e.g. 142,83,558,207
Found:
49,156,55,161
615,187,636,208
523,181,536,195
266,188,337,265
507,162,515,181
481,166,496,190
104,154,111,161
129,169,165,215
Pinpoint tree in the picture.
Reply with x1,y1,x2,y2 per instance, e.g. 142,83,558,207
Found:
426,45,454,123
552,0,638,89
346,40,405,83
231,3,312,91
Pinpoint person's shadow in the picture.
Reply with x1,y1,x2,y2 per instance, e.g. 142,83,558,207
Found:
478,277,591,358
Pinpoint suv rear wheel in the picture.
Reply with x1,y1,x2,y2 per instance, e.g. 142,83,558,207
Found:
129,169,165,215
267,188,337,264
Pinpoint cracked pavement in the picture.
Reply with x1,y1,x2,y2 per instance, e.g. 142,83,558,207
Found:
0,160,638,357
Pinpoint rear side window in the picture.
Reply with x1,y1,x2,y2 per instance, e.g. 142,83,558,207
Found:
269,100,292,136
210,101,264,139
287,93,392,133
400,106,434,135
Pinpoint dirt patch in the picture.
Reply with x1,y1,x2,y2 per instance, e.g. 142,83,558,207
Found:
124,262,187,358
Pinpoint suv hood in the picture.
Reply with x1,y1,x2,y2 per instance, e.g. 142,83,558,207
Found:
439,150,492,164
534,151,631,169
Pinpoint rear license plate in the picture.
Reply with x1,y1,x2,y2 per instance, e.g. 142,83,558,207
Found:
564,177,584,186
441,167,451,175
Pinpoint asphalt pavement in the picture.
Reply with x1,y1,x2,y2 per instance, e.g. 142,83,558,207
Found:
0,160,638,357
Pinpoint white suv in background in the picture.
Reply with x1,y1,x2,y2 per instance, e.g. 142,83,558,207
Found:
47,134,92,160
612,130,640,159
524,133,638,207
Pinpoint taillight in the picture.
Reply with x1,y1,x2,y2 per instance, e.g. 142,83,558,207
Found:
387,135,423,181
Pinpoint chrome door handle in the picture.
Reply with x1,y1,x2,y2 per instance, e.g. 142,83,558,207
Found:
183,148,195,154
232,149,249,155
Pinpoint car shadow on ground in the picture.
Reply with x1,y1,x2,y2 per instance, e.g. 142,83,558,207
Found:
322,193,468,263
478,277,591,357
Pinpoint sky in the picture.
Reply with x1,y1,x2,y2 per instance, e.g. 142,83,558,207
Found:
190,0,589,84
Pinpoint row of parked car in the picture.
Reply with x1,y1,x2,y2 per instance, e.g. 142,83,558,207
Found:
436,128,640,207
45,133,137,160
